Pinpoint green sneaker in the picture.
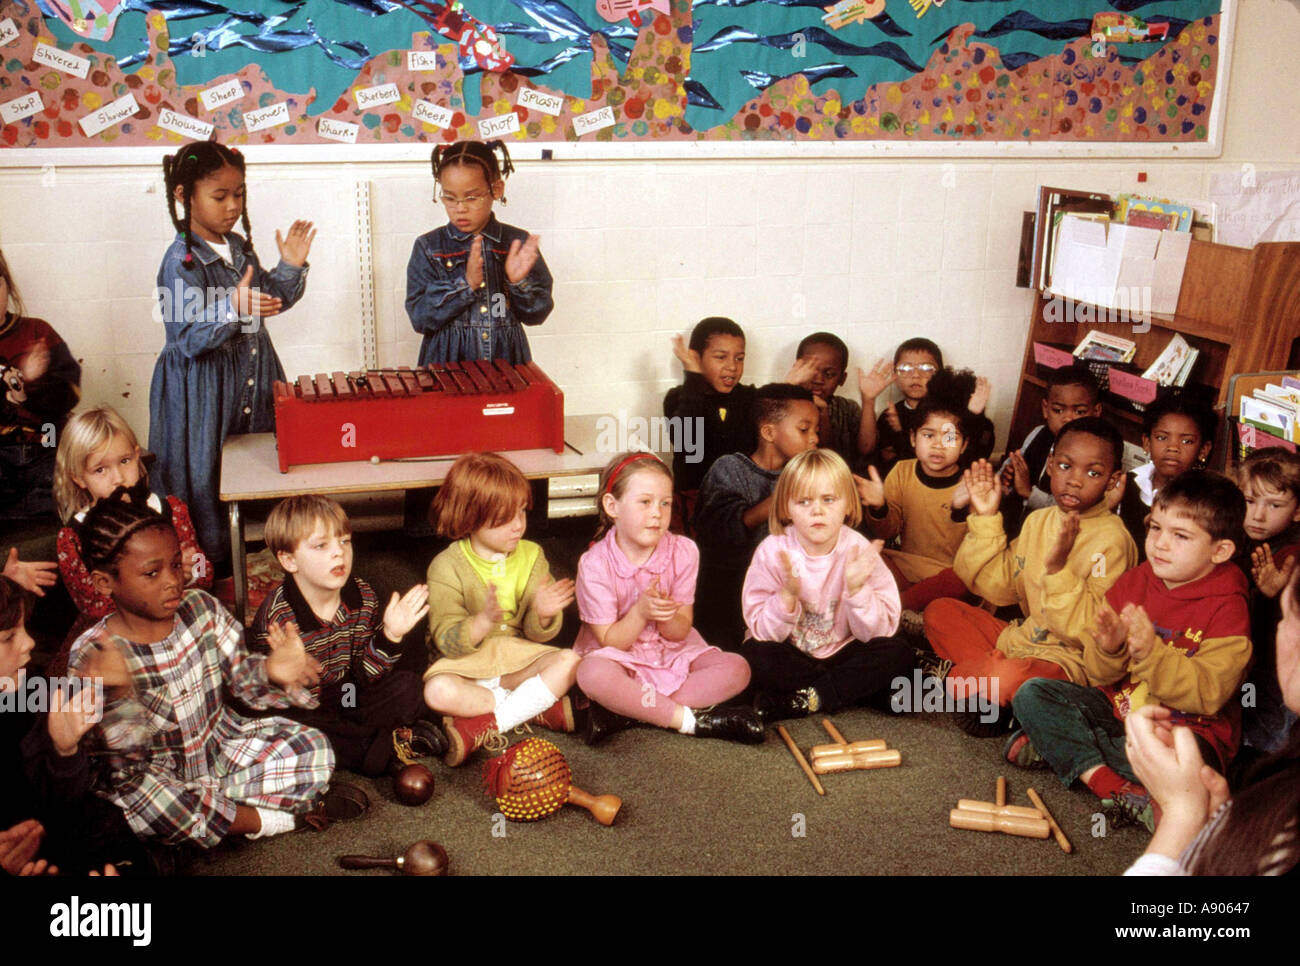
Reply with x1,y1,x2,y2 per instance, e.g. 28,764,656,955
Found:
1002,728,1049,769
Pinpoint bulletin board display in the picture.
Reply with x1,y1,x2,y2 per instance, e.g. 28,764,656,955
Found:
0,0,1231,153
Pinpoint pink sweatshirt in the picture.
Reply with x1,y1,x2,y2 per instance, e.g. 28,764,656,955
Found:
742,527,901,659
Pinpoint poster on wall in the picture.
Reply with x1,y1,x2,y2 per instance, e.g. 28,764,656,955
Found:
0,0,1230,150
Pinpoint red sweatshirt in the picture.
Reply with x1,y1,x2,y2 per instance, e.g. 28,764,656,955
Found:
1083,561,1252,769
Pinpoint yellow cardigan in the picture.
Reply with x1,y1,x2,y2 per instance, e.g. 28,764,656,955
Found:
954,501,1138,683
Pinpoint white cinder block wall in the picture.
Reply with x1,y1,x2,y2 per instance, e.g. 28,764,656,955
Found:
2,0,1298,455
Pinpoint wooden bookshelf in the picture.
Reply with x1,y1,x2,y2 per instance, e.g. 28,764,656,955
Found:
1008,239,1300,469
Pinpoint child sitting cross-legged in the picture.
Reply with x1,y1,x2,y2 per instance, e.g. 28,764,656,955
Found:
423,452,581,767
1008,471,1251,833
67,490,336,850
250,495,445,777
740,448,911,722
693,383,820,649
924,417,1137,735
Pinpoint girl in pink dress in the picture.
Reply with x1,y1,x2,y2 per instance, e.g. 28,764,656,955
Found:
575,452,763,745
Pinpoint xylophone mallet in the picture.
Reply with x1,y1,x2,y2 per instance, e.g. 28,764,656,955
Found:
1026,787,1073,854
777,725,825,796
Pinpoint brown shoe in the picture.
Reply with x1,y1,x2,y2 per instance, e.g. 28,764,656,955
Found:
529,695,576,733
442,713,507,767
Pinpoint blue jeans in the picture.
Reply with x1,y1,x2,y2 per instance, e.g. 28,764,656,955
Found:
1011,678,1138,788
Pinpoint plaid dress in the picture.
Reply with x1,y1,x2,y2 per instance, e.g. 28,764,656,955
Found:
68,590,334,848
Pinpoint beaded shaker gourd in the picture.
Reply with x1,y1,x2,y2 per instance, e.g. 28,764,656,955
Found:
483,737,622,825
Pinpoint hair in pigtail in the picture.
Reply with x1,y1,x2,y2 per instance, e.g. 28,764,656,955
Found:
429,140,514,196
159,141,251,265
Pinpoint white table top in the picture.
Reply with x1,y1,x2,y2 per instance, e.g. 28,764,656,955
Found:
220,413,611,502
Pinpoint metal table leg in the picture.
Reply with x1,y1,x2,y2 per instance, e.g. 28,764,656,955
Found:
230,500,247,625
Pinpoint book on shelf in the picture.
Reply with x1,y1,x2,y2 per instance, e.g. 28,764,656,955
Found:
1115,194,1195,232
1240,386,1300,444
1141,334,1200,387
1073,329,1137,364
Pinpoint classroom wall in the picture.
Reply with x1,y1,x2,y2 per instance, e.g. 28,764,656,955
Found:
1,0,1298,455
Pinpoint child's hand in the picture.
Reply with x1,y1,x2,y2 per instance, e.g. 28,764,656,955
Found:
951,479,970,510
3,547,57,597
533,576,576,621
472,581,506,636
18,339,50,384
0,820,45,876
1125,707,1209,820
1104,471,1127,512
275,219,316,267
89,863,120,876
1092,600,1128,656
1008,450,1032,498
671,334,702,374
504,234,541,284
78,632,133,689
778,551,802,614
234,263,283,318
811,393,828,412
466,235,485,290
784,356,819,388
883,402,902,433
47,681,100,757
853,466,886,509
635,576,678,623
968,376,992,415
1122,602,1158,661
858,359,895,401
844,540,884,597
1043,511,1080,575
1251,544,1297,599
383,584,431,644
962,460,1002,516
265,620,322,692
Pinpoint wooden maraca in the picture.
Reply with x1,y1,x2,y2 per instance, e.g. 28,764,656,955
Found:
393,763,435,806
484,737,622,826
338,840,449,876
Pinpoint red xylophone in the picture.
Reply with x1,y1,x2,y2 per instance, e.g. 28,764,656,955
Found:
272,360,564,472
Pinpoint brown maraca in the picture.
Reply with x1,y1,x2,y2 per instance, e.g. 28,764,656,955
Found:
338,840,449,876
393,763,435,806
483,737,622,826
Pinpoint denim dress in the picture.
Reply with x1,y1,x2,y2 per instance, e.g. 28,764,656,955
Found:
405,214,553,365
148,233,307,561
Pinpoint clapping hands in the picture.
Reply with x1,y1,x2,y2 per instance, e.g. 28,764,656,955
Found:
534,575,576,621
383,584,431,644
962,460,1002,516
635,576,679,624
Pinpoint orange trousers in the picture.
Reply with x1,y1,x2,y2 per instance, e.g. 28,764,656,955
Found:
881,557,971,613
922,598,1069,706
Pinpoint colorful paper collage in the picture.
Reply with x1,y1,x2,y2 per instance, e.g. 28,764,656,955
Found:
0,0,1225,147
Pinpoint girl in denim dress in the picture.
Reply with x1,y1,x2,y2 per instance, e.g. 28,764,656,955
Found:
405,141,553,366
149,143,315,563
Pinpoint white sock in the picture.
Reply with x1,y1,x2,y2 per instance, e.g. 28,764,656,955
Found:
493,675,559,731
247,807,295,839
677,706,696,735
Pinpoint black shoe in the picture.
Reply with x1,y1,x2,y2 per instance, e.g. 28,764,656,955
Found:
407,719,449,758
952,705,1014,738
752,687,817,724
297,781,371,831
693,705,765,744
584,701,638,746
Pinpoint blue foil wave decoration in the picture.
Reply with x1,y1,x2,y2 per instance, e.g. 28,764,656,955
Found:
115,9,372,69
684,78,723,110
741,62,857,91
695,26,924,73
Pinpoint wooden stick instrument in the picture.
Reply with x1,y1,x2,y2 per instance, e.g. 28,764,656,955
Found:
809,739,887,761
956,799,1044,821
811,747,902,774
821,718,850,745
777,725,825,795
996,775,1007,807
338,840,449,876
949,808,1050,839
1026,787,1073,854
